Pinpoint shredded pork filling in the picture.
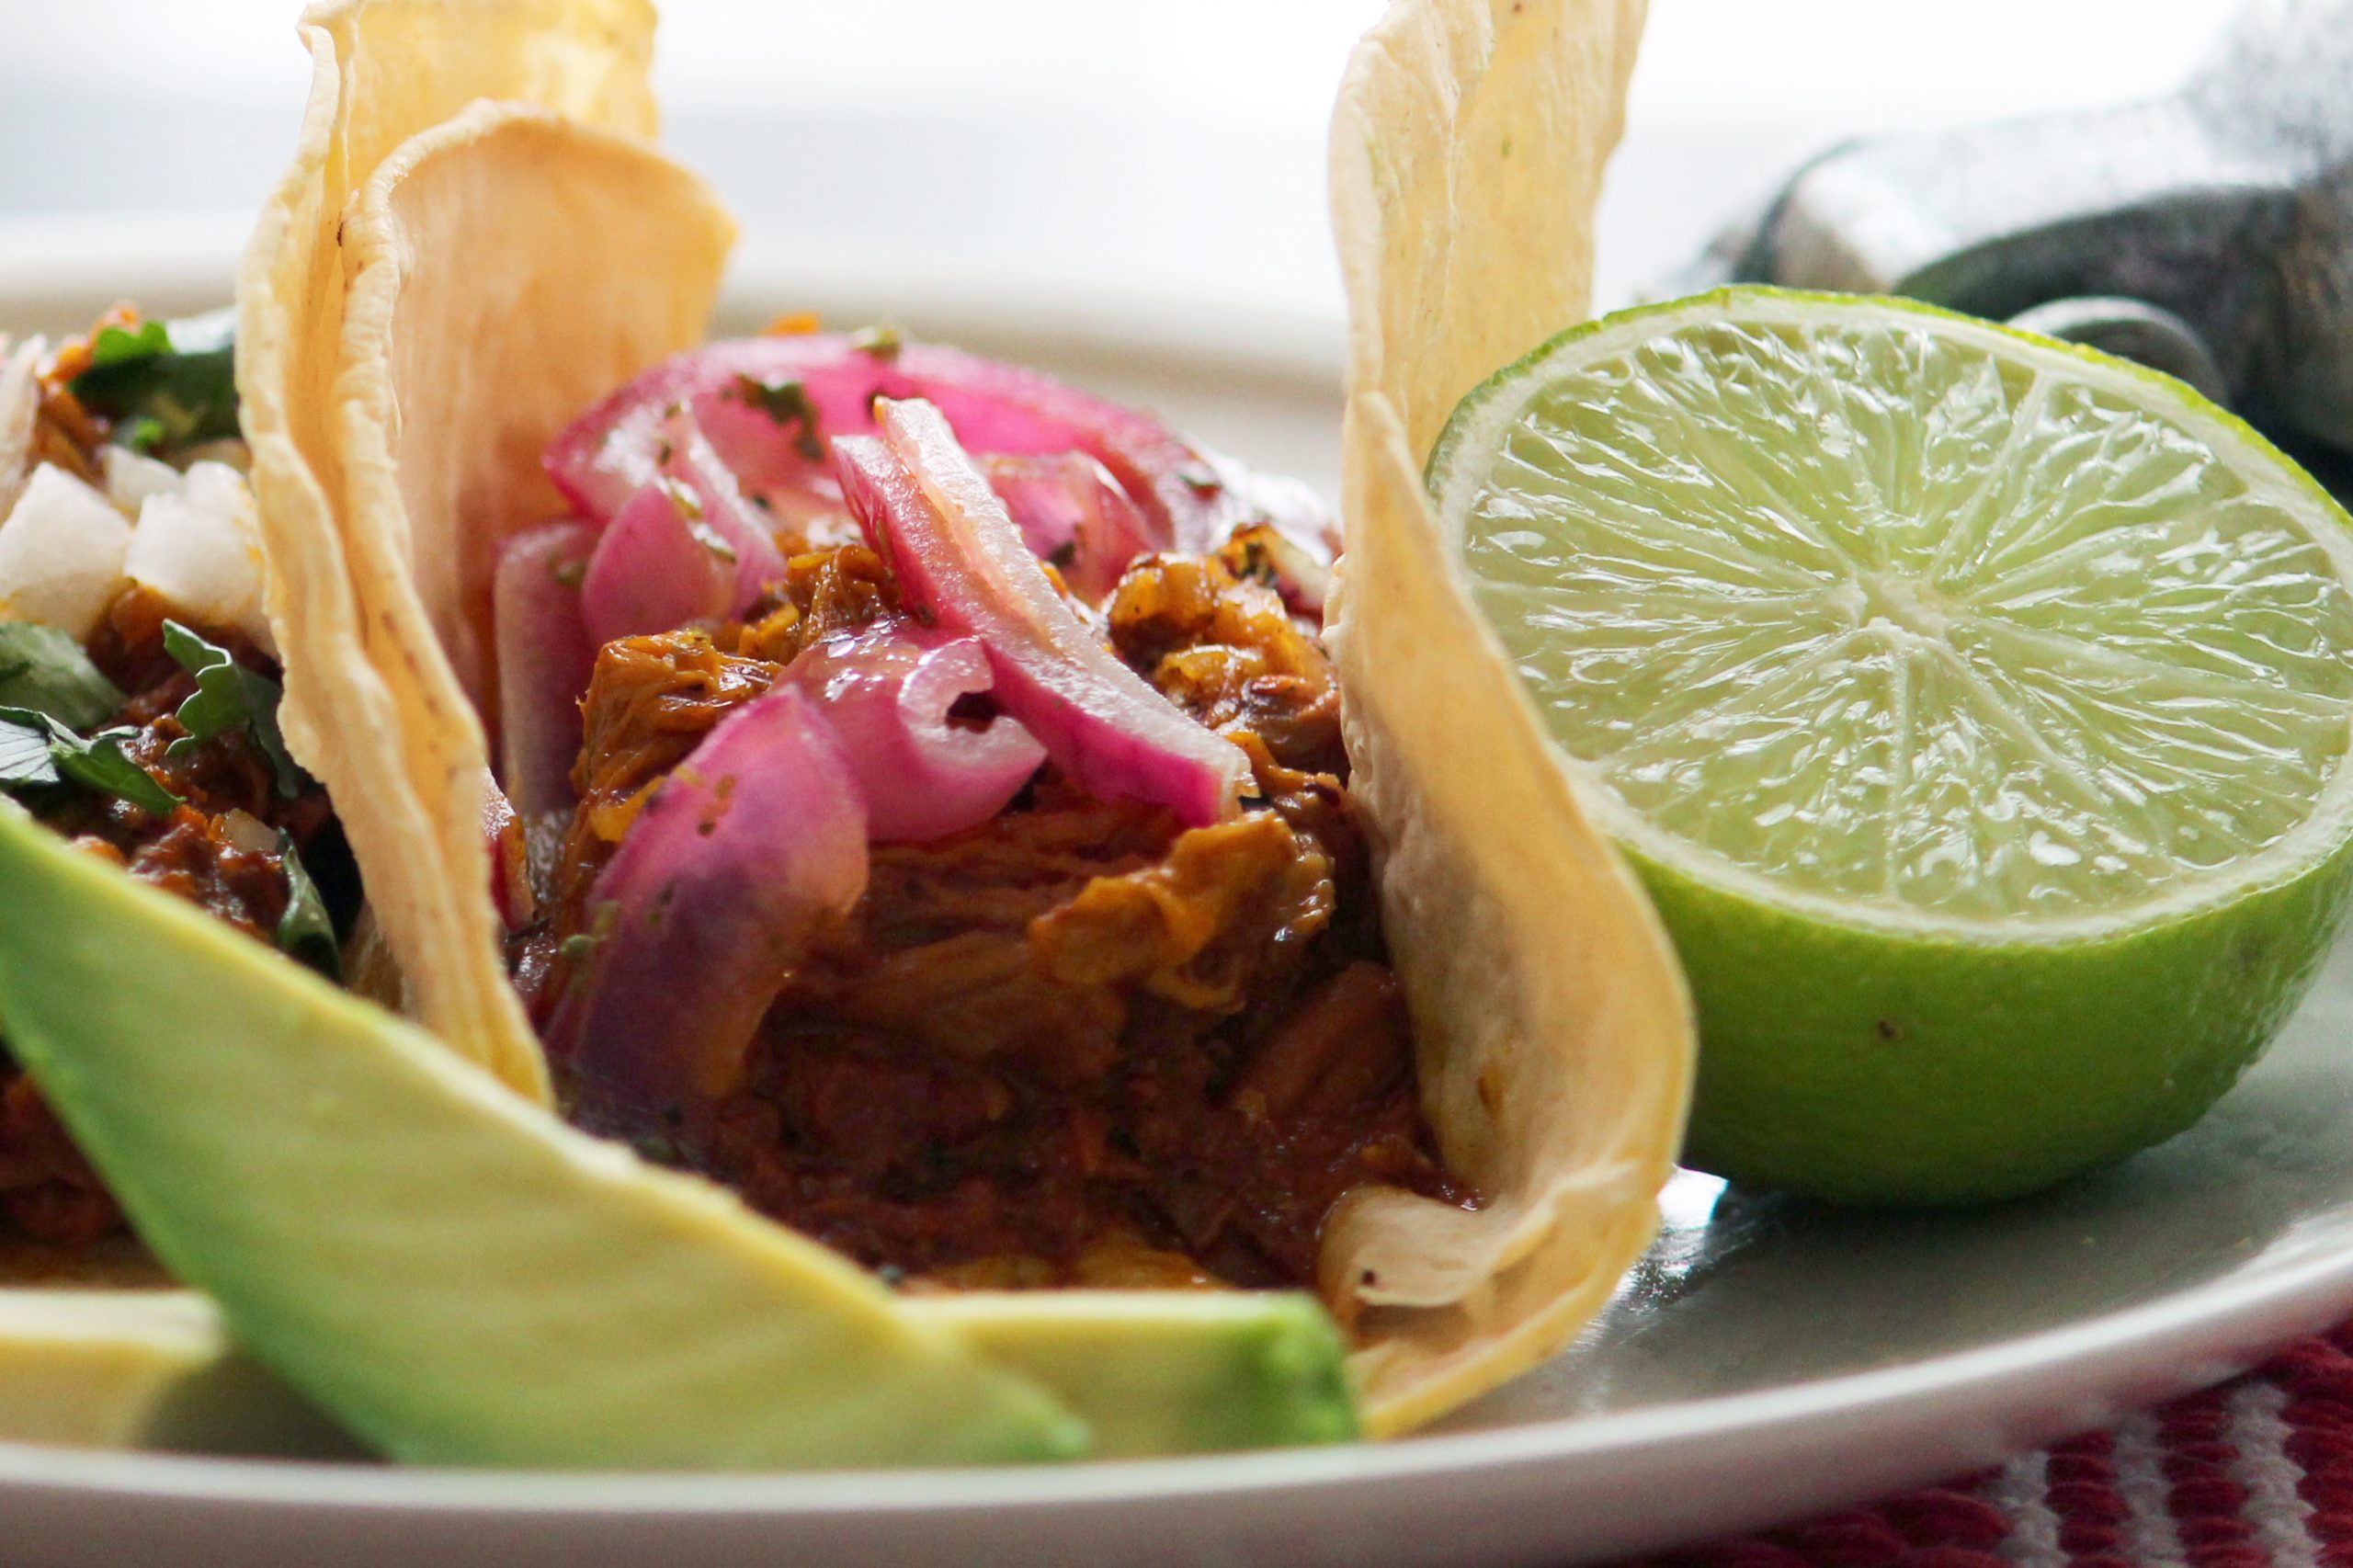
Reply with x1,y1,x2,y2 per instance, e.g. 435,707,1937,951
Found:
516,537,1470,1290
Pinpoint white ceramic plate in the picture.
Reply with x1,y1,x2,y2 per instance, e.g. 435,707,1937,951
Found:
4,220,2353,1568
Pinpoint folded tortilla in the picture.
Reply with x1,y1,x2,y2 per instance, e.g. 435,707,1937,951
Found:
236,0,712,1104
1319,0,1693,1431
253,0,1693,1433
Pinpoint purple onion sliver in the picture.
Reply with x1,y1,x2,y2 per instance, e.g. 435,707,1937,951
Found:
787,627,1044,844
654,405,787,617
982,451,1157,605
542,332,1302,564
492,519,600,821
579,482,739,647
544,686,870,1120
838,405,1245,827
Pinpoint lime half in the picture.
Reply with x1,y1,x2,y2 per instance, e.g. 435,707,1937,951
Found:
1430,288,2353,1202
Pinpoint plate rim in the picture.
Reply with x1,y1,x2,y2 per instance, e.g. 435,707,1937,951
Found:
2,1225,2349,1514
0,212,2347,1549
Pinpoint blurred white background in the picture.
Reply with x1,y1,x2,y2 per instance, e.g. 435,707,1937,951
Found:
0,0,2242,314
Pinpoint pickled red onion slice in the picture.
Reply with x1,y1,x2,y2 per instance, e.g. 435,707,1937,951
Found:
786,626,1044,844
559,399,785,628
546,685,869,1117
543,333,1338,578
838,398,1245,827
491,520,598,821
579,481,737,647
981,452,1155,604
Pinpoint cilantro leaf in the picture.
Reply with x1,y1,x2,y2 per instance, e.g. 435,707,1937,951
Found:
276,834,342,981
0,719,59,788
88,319,173,368
733,373,827,461
70,308,239,457
117,415,168,456
0,623,123,730
161,620,305,799
57,731,182,814
0,707,180,814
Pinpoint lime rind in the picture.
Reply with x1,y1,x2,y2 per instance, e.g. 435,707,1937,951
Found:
1431,288,2353,947
1646,821,2353,1202
1431,287,2353,1199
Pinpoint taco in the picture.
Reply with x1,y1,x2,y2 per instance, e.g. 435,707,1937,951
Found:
0,0,1690,1461
236,0,1692,1436
0,311,362,1450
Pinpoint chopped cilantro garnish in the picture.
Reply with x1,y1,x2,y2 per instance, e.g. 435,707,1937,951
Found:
56,730,179,812
848,323,904,361
70,308,239,458
0,707,181,814
88,319,174,367
630,1131,683,1165
562,903,622,968
276,833,342,981
733,374,827,462
117,415,170,456
550,557,587,590
161,620,306,800
0,624,124,730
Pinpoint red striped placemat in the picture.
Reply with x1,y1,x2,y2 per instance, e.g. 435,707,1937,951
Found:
1622,1324,2353,1568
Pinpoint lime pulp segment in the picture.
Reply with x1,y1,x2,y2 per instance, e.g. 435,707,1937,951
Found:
1437,292,2353,934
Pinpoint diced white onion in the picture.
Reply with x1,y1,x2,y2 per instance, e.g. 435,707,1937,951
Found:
0,338,41,521
126,462,273,654
101,446,183,519
178,460,251,522
0,462,132,641
173,439,250,475
220,808,278,854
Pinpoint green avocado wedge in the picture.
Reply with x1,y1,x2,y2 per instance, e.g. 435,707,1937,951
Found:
906,1291,1359,1457
0,803,1085,1469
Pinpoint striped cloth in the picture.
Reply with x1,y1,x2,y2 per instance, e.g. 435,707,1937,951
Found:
1627,1323,2353,1568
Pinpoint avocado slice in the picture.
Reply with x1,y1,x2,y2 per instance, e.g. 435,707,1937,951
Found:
906,1291,1359,1456
0,1288,347,1454
0,804,1085,1468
